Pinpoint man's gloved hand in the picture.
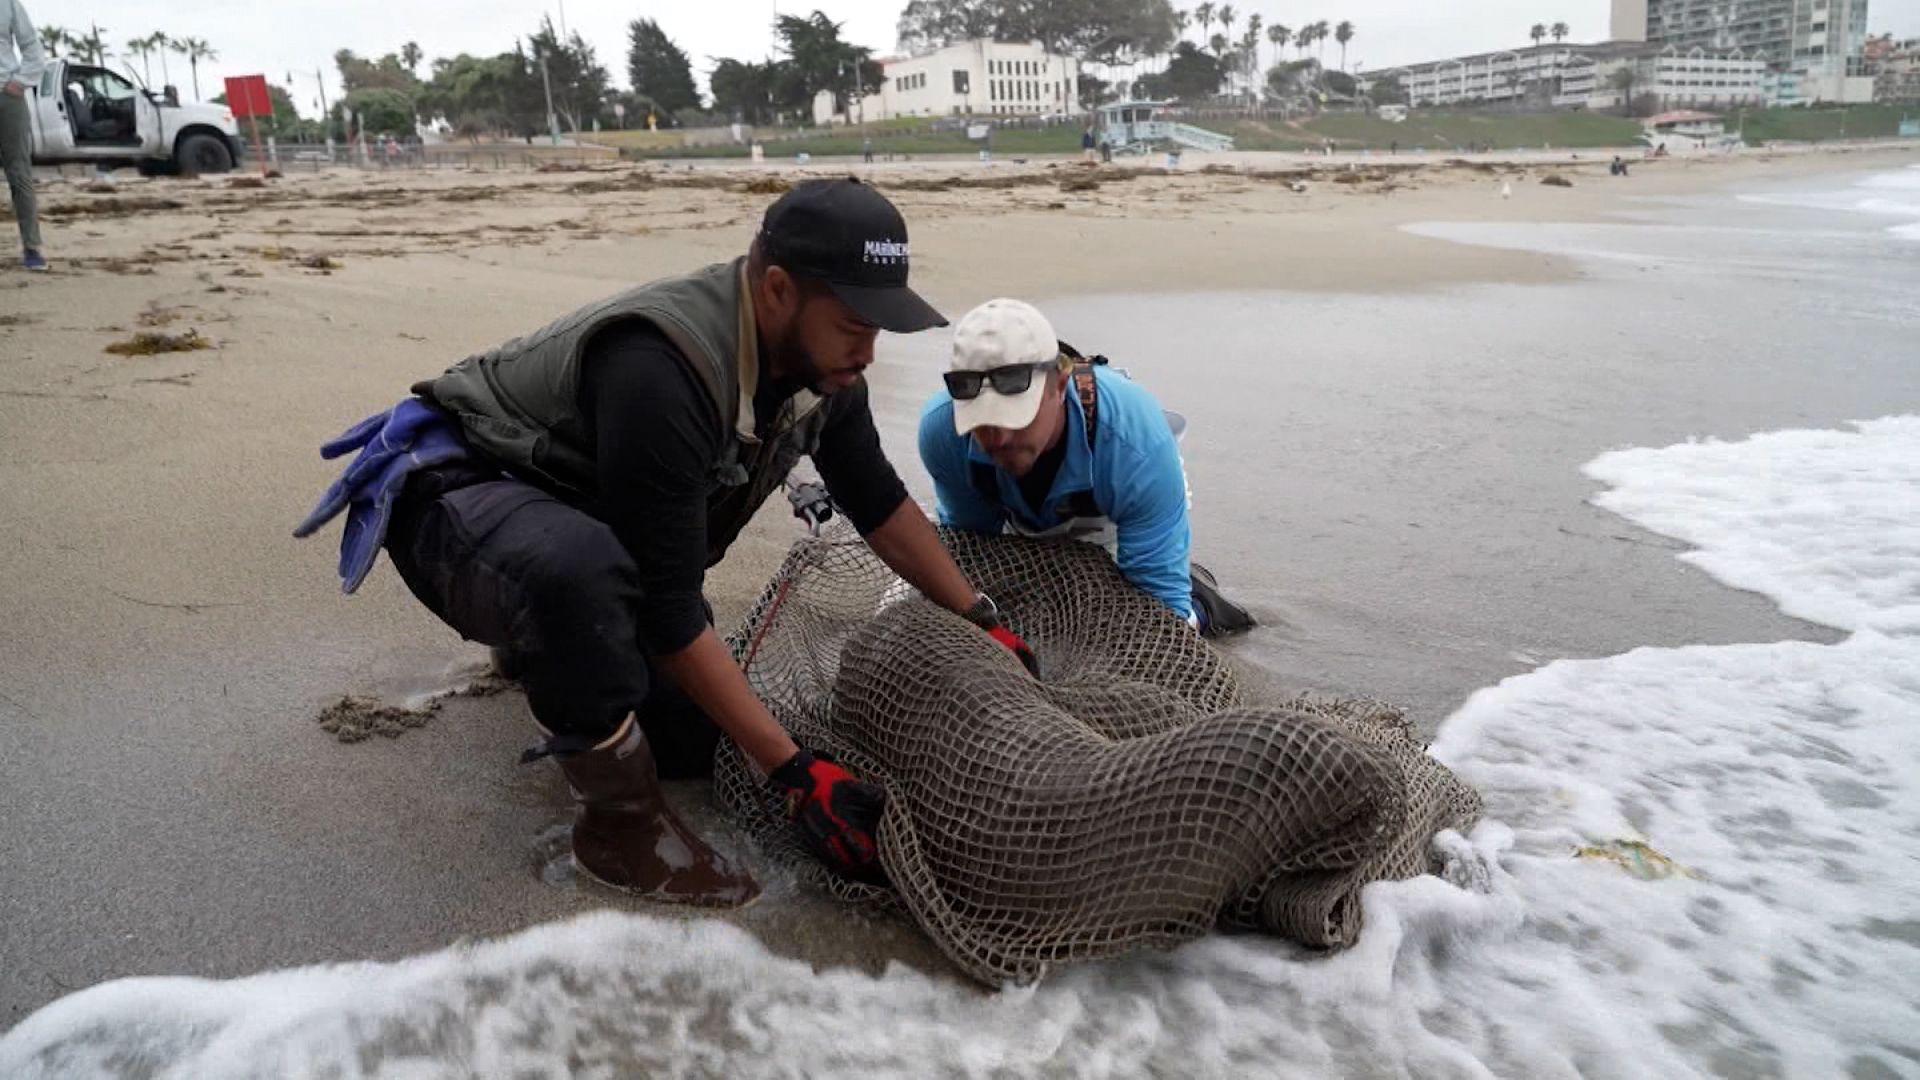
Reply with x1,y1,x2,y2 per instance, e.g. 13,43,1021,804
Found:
769,749,887,886
964,595,1039,678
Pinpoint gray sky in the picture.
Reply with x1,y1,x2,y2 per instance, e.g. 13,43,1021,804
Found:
40,0,1920,111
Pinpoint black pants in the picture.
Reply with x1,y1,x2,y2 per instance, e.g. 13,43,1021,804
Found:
384,463,723,778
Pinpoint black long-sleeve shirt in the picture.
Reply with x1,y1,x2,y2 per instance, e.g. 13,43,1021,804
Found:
577,321,908,656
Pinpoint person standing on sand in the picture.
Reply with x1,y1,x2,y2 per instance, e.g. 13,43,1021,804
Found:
1,0,47,271
295,179,1037,906
1082,126,1096,162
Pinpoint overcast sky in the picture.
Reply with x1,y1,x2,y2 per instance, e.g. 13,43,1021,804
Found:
41,0,1920,111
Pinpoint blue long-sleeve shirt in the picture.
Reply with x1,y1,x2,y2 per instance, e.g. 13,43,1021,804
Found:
919,366,1193,620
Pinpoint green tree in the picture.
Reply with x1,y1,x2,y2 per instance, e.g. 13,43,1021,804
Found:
149,33,176,88
1608,65,1639,115
179,37,217,100
75,25,109,65
1551,21,1570,44
1335,21,1355,71
126,35,156,86
1137,41,1223,101
1367,73,1407,105
773,11,882,117
896,0,1175,67
525,17,613,133
38,25,67,58
418,53,537,139
627,18,701,117
401,42,423,75
1209,32,1227,58
1194,2,1214,42
895,0,997,54
334,49,420,94
709,57,778,125
1076,71,1112,109
1267,23,1290,72
215,83,310,138
337,87,416,136
1530,23,1547,47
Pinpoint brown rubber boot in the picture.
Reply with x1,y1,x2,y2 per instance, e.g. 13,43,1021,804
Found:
553,714,760,908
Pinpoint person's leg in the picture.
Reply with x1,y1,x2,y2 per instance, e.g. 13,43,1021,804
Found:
384,468,755,905
0,92,44,257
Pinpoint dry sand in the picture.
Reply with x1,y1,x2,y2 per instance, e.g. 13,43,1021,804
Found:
1,142,1915,1022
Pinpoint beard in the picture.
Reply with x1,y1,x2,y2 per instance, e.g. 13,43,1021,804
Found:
770,321,838,395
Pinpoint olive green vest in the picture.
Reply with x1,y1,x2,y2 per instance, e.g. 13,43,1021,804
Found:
417,259,831,564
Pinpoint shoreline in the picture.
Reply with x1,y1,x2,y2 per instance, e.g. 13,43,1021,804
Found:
1,141,1915,1023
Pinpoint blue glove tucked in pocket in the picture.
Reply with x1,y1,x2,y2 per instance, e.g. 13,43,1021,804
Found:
293,397,468,593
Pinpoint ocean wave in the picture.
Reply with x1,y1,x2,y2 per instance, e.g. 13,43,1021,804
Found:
6,417,1920,1080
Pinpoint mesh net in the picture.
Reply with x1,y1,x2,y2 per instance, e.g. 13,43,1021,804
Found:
717,523,1483,986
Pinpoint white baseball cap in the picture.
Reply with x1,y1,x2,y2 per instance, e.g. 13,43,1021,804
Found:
949,299,1061,435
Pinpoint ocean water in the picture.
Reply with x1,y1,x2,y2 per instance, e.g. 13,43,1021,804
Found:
5,166,1919,1077
1738,162,1920,242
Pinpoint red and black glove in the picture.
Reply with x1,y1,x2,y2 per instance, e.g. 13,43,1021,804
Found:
769,748,888,886
964,595,1039,677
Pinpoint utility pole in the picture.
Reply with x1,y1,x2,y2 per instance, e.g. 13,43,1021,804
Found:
315,68,332,148
556,0,568,42
539,50,561,145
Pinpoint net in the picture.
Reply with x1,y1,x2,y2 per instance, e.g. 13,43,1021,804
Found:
717,524,1482,986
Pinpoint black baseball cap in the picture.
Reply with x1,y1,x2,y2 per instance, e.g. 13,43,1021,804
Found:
758,178,948,333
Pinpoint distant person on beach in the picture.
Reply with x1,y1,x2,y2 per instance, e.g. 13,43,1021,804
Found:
1082,126,1097,162
919,299,1251,638
1,0,48,271
296,180,1036,904
863,136,873,164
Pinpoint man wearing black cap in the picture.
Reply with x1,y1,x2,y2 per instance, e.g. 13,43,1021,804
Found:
301,179,1034,906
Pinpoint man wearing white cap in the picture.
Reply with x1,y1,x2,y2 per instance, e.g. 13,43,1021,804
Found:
918,299,1199,626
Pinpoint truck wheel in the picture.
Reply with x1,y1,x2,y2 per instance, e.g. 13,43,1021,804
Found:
176,134,233,176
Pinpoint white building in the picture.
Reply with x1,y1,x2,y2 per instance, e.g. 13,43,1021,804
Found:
1388,41,1809,110
813,40,1084,125
1390,44,1646,108
1584,47,1774,109
1610,0,1876,102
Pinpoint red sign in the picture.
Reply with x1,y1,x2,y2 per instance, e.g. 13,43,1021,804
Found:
223,75,274,120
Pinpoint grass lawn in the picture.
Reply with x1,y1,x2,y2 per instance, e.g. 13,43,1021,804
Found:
1726,104,1916,144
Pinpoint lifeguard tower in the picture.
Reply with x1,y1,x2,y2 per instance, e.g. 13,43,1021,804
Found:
1095,101,1235,155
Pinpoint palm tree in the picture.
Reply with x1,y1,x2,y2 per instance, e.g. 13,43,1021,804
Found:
401,41,423,75
1234,22,1256,101
38,25,68,57
1195,3,1215,46
1530,23,1547,48
1336,21,1356,71
126,36,155,85
1608,65,1638,114
1551,22,1570,44
1268,24,1290,72
180,37,217,99
1218,3,1237,64
78,24,109,64
1209,32,1228,59
151,33,177,88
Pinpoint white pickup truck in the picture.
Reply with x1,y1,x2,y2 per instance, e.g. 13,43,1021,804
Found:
26,58,244,175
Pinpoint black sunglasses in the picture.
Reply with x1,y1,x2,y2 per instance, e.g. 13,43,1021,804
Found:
944,361,1056,401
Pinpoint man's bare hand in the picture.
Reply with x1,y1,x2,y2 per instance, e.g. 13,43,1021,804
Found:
2,81,26,98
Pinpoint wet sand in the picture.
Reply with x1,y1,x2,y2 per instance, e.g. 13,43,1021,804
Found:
2,143,1916,1023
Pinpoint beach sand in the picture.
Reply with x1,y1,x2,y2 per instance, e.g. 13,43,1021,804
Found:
2,143,1915,1022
